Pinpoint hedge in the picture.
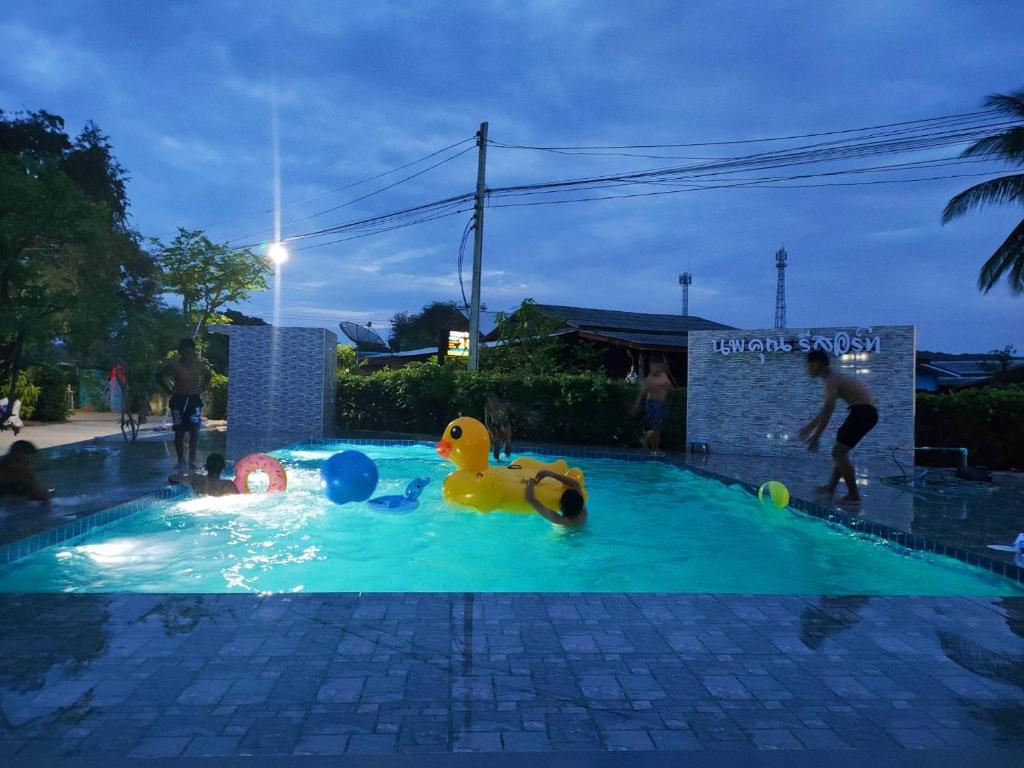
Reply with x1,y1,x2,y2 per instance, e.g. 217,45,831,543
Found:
25,366,70,422
207,373,228,420
337,364,686,450
916,385,1024,471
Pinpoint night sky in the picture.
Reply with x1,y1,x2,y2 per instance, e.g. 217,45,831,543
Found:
2,1,1021,352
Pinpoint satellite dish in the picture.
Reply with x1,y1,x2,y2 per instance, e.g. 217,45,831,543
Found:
339,321,389,352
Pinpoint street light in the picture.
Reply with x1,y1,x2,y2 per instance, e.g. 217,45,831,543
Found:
268,242,289,265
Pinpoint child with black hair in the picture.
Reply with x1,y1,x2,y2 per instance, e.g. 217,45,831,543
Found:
168,453,238,496
524,470,587,527
0,440,52,510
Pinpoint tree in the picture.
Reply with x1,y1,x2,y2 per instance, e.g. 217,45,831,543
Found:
983,344,1018,385
942,89,1024,294
389,301,469,351
337,344,358,373
483,299,565,373
155,228,272,337
0,110,148,404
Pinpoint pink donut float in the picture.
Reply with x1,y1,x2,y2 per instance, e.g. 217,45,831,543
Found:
233,453,288,493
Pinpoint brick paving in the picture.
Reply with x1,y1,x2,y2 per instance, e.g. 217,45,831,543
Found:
0,592,1021,758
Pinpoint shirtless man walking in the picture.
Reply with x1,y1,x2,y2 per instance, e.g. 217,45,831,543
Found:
798,349,879,506
159,338,207,471
635,361,672,456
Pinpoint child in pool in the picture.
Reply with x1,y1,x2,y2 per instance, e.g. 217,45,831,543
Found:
0,440,52,510
525,470,587,528
168,453,238,497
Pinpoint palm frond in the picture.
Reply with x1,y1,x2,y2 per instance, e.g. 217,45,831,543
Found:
978,217,1024,294
960,128,1024,163
984,90,1024,119
942,174,1024,223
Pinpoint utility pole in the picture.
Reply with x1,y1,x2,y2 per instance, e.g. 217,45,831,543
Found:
679,272,692,316
468,122,488,372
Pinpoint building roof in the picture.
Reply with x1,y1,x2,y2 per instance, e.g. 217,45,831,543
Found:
916,357,1024,390
525,304,735,351
578,330,690,350
534,304,734,334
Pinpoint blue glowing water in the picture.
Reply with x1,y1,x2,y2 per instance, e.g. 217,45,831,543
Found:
0,444,1017,595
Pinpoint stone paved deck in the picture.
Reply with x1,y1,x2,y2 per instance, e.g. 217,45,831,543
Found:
0,593,1021,759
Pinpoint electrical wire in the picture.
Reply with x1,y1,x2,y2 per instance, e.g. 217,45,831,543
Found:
228,144,476,244
456,216,476,309
486,109,995,151
155,136,475,239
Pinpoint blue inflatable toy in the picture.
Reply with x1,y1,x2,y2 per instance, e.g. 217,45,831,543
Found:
321,451,379,505
368,477,431,515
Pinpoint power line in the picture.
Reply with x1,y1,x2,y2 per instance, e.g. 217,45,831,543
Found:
155,136,474,239
227,144,476,244
486,170,1007,210
486,109,995,151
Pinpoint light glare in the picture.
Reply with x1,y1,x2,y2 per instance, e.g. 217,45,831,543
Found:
268,242,288,264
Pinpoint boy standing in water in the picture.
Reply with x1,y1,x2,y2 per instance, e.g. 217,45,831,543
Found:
798,349,879,506
159,338,207,471
484,392,512,461
169,453,238,496
634,362,672,456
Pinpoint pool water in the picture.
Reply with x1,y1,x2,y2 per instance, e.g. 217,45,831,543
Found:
0,444,1018,595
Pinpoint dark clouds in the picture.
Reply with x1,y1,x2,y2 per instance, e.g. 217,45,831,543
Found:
0,0,1020,351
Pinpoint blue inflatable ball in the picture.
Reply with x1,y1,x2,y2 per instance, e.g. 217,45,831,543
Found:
321,451,379,505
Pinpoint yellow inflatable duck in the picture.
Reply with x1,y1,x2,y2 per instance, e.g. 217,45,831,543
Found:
436,417,588,513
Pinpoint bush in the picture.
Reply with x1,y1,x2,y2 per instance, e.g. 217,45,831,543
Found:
916,386,1024,470
207,372,228,420
337,364,685,449
0,371,40,419
28,365,70,422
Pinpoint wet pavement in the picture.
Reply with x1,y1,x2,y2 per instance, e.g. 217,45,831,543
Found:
0,593,1021,758
681,451,1024,566
0,429,226,548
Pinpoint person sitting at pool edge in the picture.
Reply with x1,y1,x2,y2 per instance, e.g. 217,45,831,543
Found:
525,470,587,527
798,348,879,506
169,453,238,497
0,440,52,511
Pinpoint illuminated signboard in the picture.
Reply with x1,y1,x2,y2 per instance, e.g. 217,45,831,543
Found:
447,330,470,357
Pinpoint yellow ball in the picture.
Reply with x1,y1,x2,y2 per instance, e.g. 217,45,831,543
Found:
758,481,790,509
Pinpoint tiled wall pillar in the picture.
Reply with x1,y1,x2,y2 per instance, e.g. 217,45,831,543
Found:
213,326,337,457
687,325,915,458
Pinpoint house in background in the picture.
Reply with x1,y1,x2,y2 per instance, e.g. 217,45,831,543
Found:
489,304,736,382
916,355,1024,392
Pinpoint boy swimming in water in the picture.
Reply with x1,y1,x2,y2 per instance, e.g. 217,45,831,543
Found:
168,453,238,497
798,349,879,506
525,470,587,527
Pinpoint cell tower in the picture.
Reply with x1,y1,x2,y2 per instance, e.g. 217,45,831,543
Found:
679,272,692,316
774,248,787,329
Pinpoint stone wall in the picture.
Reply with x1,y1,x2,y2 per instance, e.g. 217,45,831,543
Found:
214,326,337,457
686,325,915,457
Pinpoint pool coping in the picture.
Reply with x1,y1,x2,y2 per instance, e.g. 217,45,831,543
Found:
0,437,1020,588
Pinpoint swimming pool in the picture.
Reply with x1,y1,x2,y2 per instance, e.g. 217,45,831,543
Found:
0,443,1018,595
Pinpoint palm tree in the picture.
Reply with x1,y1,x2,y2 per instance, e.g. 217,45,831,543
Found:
942,90,1024,294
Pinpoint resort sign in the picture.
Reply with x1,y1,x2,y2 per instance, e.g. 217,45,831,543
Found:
711,327,882,357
